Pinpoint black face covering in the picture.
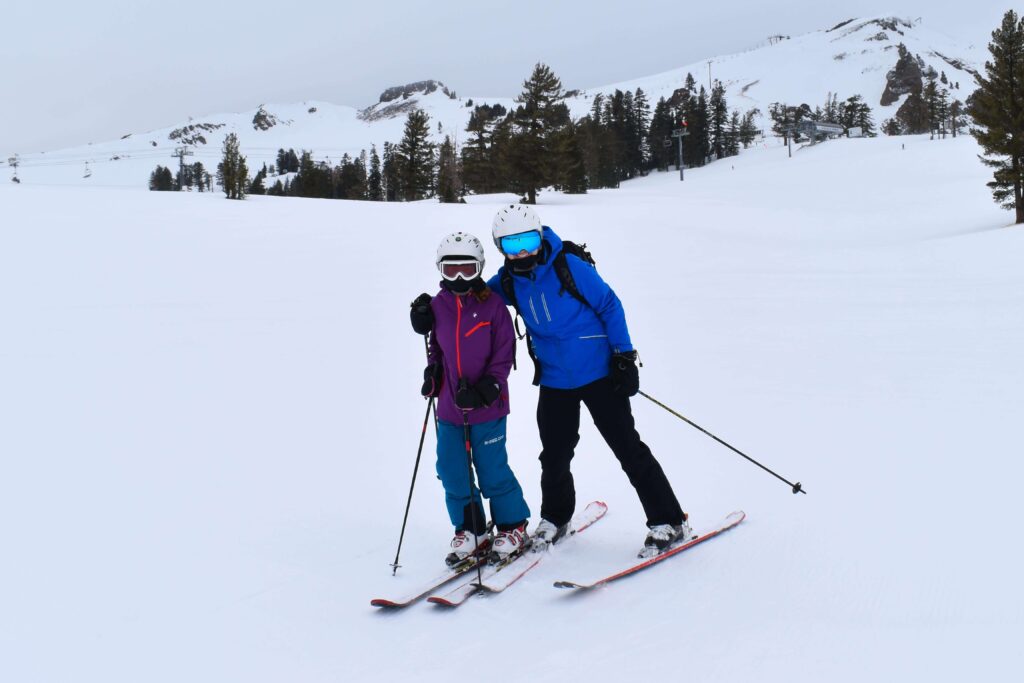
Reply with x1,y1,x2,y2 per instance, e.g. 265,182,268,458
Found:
508,240,550,273
509,252,540,273
441,277,485,295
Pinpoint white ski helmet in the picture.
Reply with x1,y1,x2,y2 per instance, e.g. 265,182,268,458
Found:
435,231,486,270
491,204,542,249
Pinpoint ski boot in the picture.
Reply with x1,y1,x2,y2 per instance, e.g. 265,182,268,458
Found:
530,518,571,552
445,529,492,568
639,517,693,559
489,522,528,564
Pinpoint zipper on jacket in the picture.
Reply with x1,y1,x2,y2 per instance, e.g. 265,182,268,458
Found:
455,296,463,378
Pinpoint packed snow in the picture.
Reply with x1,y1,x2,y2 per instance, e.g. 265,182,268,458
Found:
2,133,1022,682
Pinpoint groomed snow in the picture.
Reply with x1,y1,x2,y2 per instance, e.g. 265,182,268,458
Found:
1,133,1021,682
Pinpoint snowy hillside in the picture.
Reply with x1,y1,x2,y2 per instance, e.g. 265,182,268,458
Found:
2,133,1021,682
3,15,982,189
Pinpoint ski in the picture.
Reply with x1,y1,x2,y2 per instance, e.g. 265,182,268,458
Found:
477,500,608,594
428,500,608,607
370,556,487,608
553,510,745,590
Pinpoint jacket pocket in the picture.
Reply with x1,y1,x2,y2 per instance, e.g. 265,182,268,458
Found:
464,321,491,338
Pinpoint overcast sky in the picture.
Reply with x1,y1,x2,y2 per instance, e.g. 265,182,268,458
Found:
1,1,1012,154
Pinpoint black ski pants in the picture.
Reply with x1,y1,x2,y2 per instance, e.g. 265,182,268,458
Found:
537,376,684,528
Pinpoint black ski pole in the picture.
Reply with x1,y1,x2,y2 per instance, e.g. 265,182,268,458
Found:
461,397,486,586
389,398,435,575
424,335,438,434
638,390,807,495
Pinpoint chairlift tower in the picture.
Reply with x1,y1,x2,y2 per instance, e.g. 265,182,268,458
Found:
172,147,194,190
671,120,690,181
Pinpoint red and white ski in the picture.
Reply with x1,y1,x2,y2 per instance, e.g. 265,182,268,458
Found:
553,510,745,590
428,501,608,607
370,556,487,608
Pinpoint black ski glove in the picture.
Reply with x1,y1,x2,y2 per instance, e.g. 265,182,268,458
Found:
421,364,442,398
455,376,501,410
610,350,640,397
410,293,434,335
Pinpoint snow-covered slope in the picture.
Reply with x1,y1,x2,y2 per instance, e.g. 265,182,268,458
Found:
2,134,1021,682
565,16,982,118
3,16,982,189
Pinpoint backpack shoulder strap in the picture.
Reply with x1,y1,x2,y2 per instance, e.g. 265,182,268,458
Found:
499,267,519,313
553,248,591,309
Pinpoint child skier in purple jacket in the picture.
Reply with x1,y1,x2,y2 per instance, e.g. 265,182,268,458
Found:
410,232,531,566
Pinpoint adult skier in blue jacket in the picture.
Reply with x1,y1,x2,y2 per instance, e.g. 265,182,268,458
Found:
487,205,688,557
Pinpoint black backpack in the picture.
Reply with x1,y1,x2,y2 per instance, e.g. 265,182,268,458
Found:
498,240,597,385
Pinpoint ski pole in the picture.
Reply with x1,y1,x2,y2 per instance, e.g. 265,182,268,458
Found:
389,397,435,575
638,390,807,495
424,335,438,435
461,398,485,586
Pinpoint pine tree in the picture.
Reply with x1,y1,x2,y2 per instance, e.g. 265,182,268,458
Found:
436,136,463,203
395,110,436,201
739,109,760,147
923,75,942,137
648,97,676,170
633,88,651,173
970,10,1024,223
507,63,569,204
148,165,175,191
462,104,506,194
192,162,207,191
948,99,966,137
881,118,902,136
708,82,729,160
216,133,248,200
382,141,400,201
726,110,741,157
368,145,383,201
688,87,711,166
249,163,267,195
896,92,930,134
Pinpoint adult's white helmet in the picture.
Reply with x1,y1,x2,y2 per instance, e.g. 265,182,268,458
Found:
435,232,486,269
491,204,542,249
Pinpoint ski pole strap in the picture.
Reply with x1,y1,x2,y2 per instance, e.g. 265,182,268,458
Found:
637,391,806,495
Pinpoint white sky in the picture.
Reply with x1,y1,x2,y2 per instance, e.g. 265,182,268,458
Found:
0,1,1011,154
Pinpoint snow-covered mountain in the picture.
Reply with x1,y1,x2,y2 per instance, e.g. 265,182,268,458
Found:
3,16,983,188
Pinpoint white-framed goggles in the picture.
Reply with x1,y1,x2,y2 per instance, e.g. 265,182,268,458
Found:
439,258,482,281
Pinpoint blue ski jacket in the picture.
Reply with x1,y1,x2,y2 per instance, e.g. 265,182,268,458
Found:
486,227,633,390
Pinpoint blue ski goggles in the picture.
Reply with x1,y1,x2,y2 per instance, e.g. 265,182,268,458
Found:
499,231,542,256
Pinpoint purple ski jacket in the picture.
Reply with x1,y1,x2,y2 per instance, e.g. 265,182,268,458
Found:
427,288,515,425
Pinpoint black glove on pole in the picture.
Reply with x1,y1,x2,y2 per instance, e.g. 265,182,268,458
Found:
423,335,438,434
610,351,640,397
455,376,500,410
410,293,434,335
421,364,443,398
638,390,807,495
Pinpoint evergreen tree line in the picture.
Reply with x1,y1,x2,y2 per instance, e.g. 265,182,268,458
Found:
458,65,762,202
148,162,211,191
256,147,385,200
768,92,876,142
145,64,765,203
883,73,968,137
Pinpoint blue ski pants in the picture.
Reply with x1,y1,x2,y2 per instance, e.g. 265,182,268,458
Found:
435,416,531,532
